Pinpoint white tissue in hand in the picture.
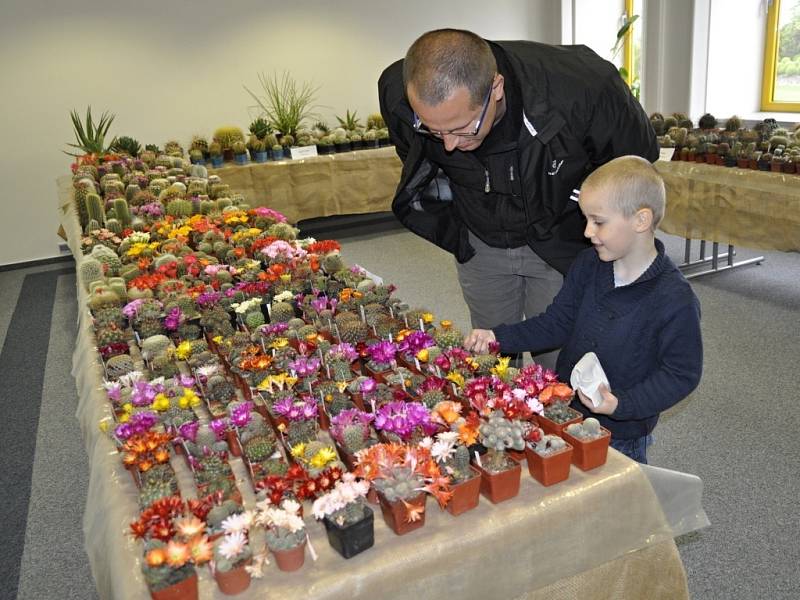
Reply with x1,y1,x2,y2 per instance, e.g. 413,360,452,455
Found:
570,352,609,408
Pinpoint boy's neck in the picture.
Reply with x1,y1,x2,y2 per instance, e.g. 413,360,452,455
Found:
614,236,658,284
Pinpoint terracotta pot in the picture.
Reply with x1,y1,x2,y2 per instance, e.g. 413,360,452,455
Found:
525,442,573,486
318,407,330,431
324,506,375,558
271,539,307,572
474,461,522,504
225,430,242,457
506,449,527,465
771,161,783,172
736,158,749,169
349,392,367,412
214,561,252,595
335,444,358,472
366,486,379,505
561,427,611,471
446,466,482,516
537,407,583,436
377,491,427,535
783,162,797,173
362,363,391,384
150,572,198,600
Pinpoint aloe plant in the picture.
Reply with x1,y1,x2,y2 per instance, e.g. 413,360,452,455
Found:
65,106,117,157
336,109,362,132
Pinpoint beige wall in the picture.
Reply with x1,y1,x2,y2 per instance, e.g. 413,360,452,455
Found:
0,0,561,266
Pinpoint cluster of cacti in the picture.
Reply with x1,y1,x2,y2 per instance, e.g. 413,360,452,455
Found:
479,411,524,472
213,126,245,150
542,401,578,424
373,466,424,502
532,433,568,456
565,417,604,439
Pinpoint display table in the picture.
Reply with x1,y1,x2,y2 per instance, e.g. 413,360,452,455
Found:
655,160,800,252
58,185,693,600
206,147,402,223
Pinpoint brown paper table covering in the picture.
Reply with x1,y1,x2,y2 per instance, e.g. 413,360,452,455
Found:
655,160,800,252
58,183,688,600
206,147,402,222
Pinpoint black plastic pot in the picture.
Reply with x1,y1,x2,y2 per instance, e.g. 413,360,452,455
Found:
323,506,374,559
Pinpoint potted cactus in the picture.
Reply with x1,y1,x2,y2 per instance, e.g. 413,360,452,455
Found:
213,126,245,162
209,142,223,168
525,428,573,486
256,498,307,572
232,141,248,165
560,417,611,471
363,340,398,382
212,514,255,595
475,411,524,503
537,383,581,435
427,431,481,516
329,408,375,469
312,473,374,559
354,443,451,535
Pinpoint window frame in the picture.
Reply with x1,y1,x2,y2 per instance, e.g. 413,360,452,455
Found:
761,0,800,112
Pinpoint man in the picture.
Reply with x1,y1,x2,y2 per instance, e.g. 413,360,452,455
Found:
378,29,658,368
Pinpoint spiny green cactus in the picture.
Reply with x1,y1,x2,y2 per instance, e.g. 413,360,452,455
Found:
420,388,446,409
433,324,464,349
85,193,105,226
105,354,134,380
338,320,369,345
79,258,105,291
206,376,237,404
447,444,473,483
140,334,172,360
150,354,179,378
245,310,266,330
342,423,369,454
96,325,127,347
139,479,178,509
269,301,296,323
287,420,317,447
113,198,132,226
137,318,164,340
166,199,193,218
244,435,275,463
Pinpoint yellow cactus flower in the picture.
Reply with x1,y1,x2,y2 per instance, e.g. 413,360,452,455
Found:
422,312,434,324
290,443,306,459
152,393,170,412
416,349,429,363
309,447,337,469
118,413,130,423
446,372,465,389
269,338,289,349
175,341,193,360
178,396,190,409
491,356,511,378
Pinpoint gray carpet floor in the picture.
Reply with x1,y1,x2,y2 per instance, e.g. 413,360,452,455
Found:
2,222,798,599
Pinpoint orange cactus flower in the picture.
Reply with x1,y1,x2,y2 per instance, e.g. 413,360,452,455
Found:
145,547,167,567
165,540,190,568
188,535,213,564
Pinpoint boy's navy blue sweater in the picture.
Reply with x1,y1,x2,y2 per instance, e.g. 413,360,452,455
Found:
493,239,702,440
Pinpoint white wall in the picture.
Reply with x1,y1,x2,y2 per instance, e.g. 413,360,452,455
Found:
0,0,559,266
704,0,768,118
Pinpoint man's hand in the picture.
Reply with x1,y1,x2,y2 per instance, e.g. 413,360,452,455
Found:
463,329,497,355
576,384,618,415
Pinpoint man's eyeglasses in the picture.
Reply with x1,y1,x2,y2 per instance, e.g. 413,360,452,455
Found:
412,78,495,140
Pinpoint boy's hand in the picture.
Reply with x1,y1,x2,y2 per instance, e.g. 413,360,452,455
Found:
577,384,618,415
464,329,497,355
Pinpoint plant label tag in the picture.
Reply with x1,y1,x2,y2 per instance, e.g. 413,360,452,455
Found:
474,451,483,469
289,146,318,160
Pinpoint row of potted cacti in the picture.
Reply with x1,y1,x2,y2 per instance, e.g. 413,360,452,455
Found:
654,111,800,173
73,148,616,600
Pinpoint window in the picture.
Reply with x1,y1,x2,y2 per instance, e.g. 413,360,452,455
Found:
614,0,642,101
762,0,800,111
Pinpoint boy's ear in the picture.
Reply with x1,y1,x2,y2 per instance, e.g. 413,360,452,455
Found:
634,208,654,232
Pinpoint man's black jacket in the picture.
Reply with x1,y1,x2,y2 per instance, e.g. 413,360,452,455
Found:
378,40,659,274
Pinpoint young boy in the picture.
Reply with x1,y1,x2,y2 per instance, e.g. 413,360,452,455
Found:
464,155,702,464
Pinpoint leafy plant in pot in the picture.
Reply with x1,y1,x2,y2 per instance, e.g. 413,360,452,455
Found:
312,473,374,558
475,411,524,503
560,417,611,471
354,442,452,535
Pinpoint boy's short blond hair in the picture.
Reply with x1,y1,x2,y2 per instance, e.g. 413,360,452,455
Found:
582,155,665,230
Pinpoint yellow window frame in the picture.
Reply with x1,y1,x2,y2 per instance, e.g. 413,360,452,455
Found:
623,0,634,87
761,0,800,111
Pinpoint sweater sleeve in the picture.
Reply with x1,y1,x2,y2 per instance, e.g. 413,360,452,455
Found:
611,299,703,421
491,250,587,353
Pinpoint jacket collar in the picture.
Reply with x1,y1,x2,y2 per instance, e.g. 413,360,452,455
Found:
597,238,673,306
